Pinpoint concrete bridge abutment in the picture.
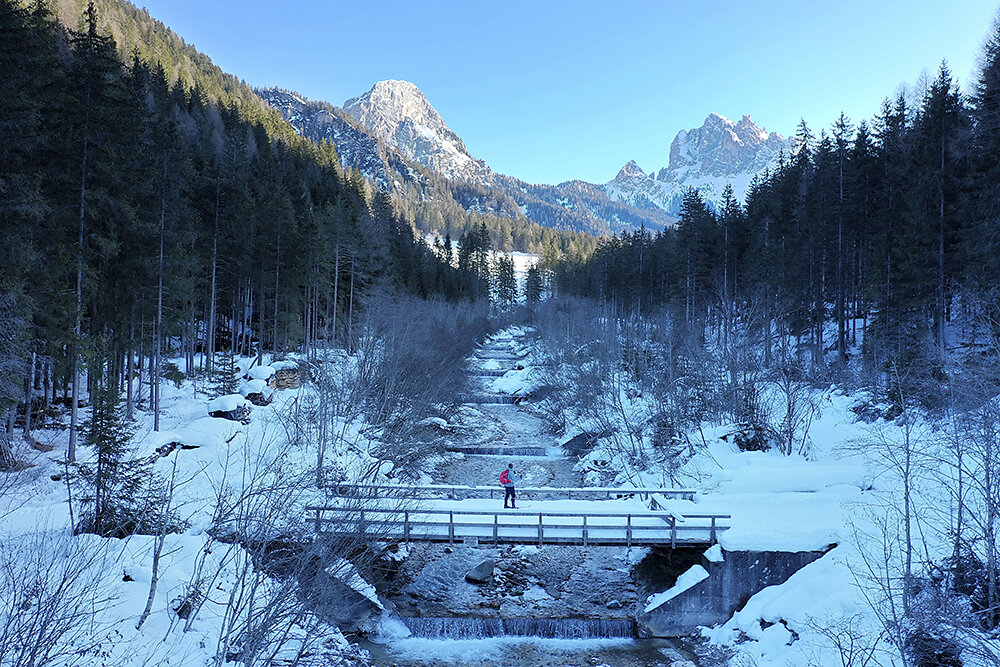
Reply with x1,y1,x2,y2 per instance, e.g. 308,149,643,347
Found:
637,546,829,637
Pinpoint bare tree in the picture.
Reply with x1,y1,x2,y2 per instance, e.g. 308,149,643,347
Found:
0,531,118,667
766,360,820,457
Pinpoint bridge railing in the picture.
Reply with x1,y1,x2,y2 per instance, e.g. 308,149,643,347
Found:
306,505,728,547
326,482,697,502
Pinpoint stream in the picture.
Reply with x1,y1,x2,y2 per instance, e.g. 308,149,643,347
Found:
357,334,710,666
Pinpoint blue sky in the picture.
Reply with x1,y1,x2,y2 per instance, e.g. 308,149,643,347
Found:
137,0,997,184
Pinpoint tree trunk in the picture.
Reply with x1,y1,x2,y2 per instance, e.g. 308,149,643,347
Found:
208,182,220,373
22,351,35,441
331,246,340,347
348,252,355,353
154,172,165,431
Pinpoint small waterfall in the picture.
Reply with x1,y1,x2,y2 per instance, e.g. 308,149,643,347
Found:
447,445,547,456
462,394,520,405
401,616,637,639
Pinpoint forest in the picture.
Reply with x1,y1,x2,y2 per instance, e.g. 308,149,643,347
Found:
552,43,1000,396
0,0,514,465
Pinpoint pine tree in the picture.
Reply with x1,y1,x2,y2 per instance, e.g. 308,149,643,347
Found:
969,14,1000,305
210,350,241,397
492,254,516,309
80,378,147,537
525,265,543,304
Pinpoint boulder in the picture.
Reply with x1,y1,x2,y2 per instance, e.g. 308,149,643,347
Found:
465,558,495,584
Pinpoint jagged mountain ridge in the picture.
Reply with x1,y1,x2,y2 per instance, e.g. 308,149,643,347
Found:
258,83,673,235
604,113,794,215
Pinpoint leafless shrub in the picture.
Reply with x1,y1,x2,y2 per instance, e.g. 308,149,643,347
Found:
0,531,118,667
172,429,392,667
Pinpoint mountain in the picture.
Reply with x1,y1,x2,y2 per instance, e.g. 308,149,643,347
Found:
343,80,493,184
257,87,427,194
258,82,674,236
604,113,794,215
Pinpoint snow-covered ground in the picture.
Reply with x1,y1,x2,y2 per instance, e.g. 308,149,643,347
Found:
4,324,999,667
0,354,379,667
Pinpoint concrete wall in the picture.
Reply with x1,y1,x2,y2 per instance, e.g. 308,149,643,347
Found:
637,548,825,637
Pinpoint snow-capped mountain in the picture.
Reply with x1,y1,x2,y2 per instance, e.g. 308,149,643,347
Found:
605,113,794,215
258,83,672,235
343,80,492,184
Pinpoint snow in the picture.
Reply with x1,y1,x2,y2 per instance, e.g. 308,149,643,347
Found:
644,564,709,612
328,557,383,608
703,543,724,562
238,378,274,399
7,323,999,665
206,393,249,413
0,351,385,667
491,368,534,394
245,364,275,381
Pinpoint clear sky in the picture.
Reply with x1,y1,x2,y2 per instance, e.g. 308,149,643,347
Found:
136,0,997,185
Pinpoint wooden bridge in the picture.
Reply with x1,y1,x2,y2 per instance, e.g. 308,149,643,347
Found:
307,483,727,547
306,505,727,547
327,482,697,502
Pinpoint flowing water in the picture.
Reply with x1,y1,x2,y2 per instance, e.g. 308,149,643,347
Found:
359,634,702,667
362,339,708,666
400,616,637,639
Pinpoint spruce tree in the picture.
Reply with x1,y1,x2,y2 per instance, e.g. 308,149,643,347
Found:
80,378,146,537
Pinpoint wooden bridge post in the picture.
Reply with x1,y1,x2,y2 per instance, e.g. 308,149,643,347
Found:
582,515,588,547
493,513,498,544
670,516,676,549
359,510,365,539
626,514,632,548
449,511,455,544
404,511,410,542
314,507,321,533
537,514,543,546
710,517,717,543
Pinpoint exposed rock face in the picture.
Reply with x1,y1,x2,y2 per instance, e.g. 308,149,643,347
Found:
344,80,491,184
604,113,795,216
662,113,788,180
255,87,422,194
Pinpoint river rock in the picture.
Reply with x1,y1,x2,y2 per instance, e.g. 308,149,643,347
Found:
606,599,623,609
465,558,495,584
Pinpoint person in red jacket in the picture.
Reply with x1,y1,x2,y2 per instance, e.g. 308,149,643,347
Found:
501,462,517,509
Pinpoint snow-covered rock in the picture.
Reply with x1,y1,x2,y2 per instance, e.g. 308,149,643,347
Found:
206,394,250,414
238,379,274,402
245,364,275,381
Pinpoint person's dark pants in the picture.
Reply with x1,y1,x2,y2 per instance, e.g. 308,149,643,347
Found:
504,486,516,507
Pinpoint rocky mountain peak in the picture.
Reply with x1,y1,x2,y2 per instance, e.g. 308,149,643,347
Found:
603,112,793,217
614,160,646,181
664,112,789,179
343,79,489,182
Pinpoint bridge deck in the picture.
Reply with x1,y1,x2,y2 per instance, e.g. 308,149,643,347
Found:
327,482,697,502
307,505,728,547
